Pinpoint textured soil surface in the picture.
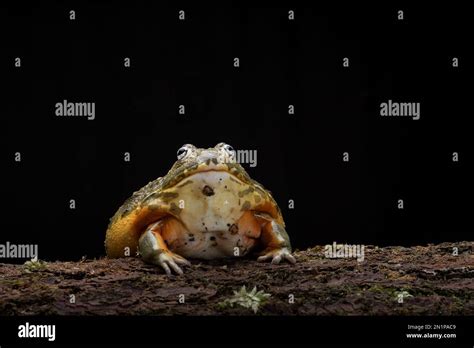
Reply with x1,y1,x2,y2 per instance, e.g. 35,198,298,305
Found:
0,242,473,315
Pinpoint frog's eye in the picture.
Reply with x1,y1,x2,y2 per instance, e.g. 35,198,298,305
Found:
223,144,235,155
177,146,188,160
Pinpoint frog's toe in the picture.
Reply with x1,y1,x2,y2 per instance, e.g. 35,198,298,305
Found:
257,247,296,265
156,252,191,276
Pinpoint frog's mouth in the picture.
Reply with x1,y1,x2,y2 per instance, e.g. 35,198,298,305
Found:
175,167,246,189
164,161,251,189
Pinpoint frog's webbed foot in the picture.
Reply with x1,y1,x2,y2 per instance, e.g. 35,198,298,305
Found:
257,247,296,264
139,224,191,276
253,213,296,265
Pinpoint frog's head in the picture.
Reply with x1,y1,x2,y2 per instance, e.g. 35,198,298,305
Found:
161,143,252,189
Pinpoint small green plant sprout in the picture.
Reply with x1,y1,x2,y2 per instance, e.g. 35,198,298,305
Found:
23,257,47,273
219,285,271,313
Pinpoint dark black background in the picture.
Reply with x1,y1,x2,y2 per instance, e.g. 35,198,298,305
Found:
1,2,471,262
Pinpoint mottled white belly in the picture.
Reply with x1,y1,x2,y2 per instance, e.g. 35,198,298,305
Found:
169,171,257,259
170,229,256,259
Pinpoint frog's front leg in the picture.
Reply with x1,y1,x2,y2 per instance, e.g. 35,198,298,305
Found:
138,219,191,275
253,212,296,264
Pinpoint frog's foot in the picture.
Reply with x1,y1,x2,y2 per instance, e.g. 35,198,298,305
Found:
151,250,191,275
252,212,296,264
257,247,296,264
139,227,191,275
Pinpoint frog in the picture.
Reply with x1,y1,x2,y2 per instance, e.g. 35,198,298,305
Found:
105,143,295,275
